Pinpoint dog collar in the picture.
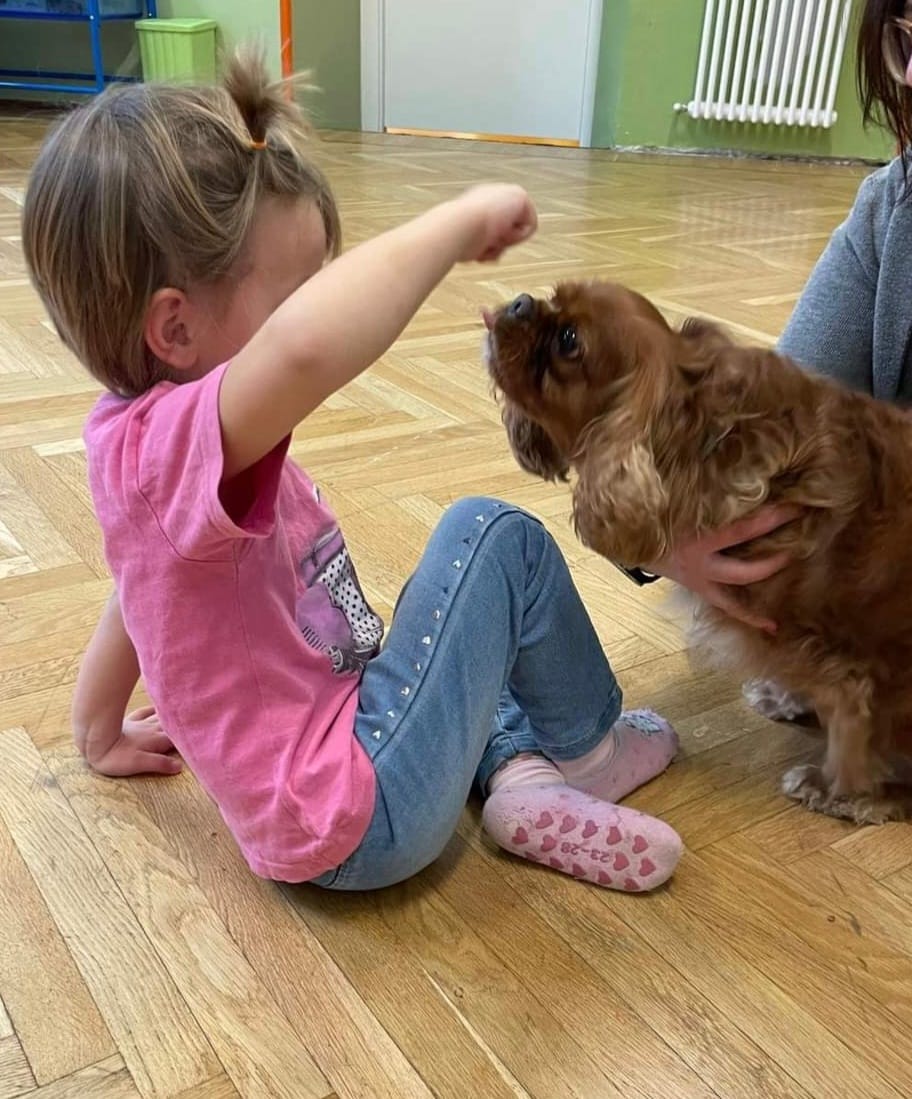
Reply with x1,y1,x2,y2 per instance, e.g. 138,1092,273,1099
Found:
612,564,661,586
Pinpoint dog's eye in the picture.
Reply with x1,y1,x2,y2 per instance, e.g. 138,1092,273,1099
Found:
556,325,579,358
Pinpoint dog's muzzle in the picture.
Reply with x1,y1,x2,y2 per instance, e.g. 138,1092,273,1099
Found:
481,293,535,375
505,293,534,321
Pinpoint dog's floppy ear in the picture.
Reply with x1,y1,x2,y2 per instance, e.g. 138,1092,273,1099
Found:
572,416,671,567
501,401,570,482
676,316,735,380
679,316,732,342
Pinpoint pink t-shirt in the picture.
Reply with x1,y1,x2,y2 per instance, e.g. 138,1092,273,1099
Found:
84,364,382,881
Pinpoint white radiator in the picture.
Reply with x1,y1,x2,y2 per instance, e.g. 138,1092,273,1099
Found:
673,0,852,128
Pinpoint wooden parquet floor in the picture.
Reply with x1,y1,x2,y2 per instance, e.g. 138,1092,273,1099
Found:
1,108,910,1099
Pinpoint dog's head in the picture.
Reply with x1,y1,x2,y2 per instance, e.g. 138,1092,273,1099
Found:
483,280,676,479
483,279,826,567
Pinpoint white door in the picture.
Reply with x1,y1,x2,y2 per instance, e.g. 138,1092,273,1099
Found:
361,0,603,146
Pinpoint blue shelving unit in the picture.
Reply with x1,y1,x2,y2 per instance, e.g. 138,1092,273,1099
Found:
0,0,158,95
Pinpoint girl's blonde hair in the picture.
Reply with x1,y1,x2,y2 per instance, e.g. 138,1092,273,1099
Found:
22,48,341,397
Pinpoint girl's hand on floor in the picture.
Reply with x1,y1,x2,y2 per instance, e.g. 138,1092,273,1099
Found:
84,705,183,778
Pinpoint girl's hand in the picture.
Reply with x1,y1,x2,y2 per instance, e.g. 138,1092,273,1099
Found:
83,706,182,778
455,184,538,263
649,504,802,633
219,181,538,479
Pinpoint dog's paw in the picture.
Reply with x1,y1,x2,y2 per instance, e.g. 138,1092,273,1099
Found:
782,765,907,823
744,679,814,723
781,764,829,810
826,793,908,825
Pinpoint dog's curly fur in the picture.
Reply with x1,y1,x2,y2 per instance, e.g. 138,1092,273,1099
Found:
484,279,912,824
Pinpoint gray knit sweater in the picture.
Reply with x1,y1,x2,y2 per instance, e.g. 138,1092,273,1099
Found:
778,156,912,401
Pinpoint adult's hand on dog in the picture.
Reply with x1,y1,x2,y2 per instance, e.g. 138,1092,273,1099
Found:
650,504,802,633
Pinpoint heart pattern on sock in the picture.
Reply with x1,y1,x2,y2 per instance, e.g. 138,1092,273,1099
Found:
482,784,682,894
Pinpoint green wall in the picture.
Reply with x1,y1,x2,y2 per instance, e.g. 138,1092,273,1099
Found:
291,0,360,130
592,0,892,160
594,0,629,147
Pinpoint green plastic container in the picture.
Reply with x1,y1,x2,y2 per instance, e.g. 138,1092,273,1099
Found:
135,18,218,84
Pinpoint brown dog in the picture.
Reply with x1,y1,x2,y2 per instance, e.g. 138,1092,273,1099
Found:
483,279,912,824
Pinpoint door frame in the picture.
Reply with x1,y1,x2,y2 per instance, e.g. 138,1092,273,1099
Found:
359,0,604,147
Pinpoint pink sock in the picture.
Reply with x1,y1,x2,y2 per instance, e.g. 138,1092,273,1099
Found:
557,709,679,803
488,753,566,793
483,755,682,891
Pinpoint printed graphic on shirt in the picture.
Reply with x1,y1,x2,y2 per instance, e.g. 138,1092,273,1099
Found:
296,525,384,675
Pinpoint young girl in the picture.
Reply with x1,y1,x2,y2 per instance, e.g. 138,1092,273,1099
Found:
22,51,683,892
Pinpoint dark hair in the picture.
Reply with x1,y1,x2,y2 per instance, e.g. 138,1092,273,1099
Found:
857,0,912,159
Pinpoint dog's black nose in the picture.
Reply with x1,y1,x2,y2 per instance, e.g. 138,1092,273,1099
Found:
507,293,534,320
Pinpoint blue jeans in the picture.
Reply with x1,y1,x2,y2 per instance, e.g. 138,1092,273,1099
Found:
311,497,623,890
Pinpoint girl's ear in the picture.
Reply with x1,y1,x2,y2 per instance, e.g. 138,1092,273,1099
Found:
144,288,198,372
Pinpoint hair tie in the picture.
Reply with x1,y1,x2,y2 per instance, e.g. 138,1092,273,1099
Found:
250,138,267,151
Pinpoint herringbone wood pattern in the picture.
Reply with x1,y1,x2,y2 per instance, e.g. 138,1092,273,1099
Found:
1,108,910,1099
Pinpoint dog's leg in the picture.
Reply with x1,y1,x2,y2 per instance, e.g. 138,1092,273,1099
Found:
782,683,906,823
821,686,876,797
